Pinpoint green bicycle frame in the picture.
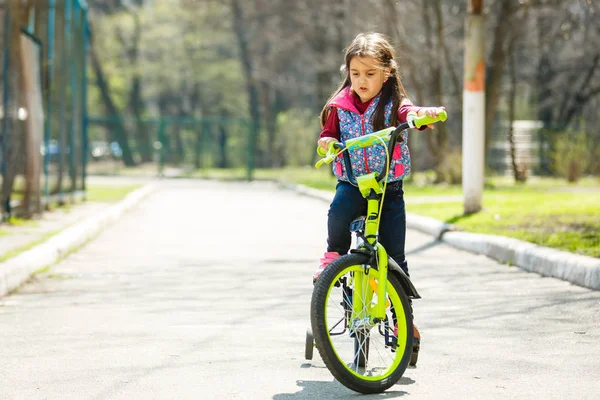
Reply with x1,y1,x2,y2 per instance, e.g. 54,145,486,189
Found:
354,172,389,323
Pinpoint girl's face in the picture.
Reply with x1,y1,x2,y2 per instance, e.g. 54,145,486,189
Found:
349,56,390,103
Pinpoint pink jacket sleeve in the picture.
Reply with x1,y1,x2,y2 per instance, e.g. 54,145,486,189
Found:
398,101,427,130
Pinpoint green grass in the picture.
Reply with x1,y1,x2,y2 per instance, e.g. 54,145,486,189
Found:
4,217,39,228
0,230,62,263
0,218,40,240
407,188,600,258
86,184,142,203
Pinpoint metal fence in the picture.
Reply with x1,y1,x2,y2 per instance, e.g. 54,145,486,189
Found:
86,116,253,178
0,0,89,219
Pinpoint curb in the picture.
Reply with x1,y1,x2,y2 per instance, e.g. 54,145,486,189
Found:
289,184,600,291
0,183,156,297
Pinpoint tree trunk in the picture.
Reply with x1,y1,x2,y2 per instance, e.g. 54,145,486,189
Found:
89,39,136,166
485,0,517,161
231,0,261,180
1,0,23,218
20,28,44,216
127,12,151,163
507,35,522,182
432,0,449,182
422,0,447,182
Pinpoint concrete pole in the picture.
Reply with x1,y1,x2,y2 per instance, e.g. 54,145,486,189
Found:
462,0,485,214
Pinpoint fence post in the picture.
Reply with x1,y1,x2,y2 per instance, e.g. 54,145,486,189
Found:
81,5,89,193
43,0,56,207
158,120,166,176
66,0,76,198
1,9,11,187
246,121,254,181
195,119,203,169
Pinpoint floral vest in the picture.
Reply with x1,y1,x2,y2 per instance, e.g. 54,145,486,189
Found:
329,87,411,184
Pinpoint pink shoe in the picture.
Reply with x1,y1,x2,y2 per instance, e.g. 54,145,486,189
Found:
313,252,340,282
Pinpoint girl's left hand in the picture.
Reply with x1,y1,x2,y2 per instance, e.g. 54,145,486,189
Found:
418,106,446,129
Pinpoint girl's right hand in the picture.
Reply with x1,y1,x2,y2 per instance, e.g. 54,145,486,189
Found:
318,137,338,151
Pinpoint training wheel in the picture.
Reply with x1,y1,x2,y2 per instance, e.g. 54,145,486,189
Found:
305,328,314,360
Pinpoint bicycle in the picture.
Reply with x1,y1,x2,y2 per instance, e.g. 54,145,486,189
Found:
305,110,447,394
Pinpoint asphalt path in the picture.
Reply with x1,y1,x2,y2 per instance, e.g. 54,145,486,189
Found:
1,180,598,399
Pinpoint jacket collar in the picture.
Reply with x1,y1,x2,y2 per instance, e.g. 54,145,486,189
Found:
329,86,381,115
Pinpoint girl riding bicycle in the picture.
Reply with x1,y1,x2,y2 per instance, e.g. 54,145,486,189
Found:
313,32,445,364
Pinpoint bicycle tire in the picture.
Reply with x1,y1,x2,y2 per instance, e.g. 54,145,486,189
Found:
311,254,413,394
305,329,314,360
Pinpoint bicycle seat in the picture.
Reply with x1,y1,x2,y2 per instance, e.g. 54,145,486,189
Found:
350,216,366,233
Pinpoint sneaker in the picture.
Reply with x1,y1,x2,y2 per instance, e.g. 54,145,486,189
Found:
410,323,420,366
313,251,340,282
392,323,420,366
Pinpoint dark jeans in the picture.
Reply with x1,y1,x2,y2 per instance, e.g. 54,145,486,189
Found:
326,180,409,275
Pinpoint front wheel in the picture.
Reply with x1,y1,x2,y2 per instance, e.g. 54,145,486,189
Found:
310,254,413,394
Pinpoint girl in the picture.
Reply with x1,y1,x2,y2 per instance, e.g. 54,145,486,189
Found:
314,32,445,364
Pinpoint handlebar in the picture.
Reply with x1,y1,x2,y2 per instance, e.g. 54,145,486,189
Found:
410,109,447,129
315,110,447,185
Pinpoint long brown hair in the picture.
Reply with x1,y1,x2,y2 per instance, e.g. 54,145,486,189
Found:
320,32,409,131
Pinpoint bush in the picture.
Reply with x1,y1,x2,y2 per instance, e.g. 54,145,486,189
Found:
552,130,591,183
276,109,321,166
437,149,462,184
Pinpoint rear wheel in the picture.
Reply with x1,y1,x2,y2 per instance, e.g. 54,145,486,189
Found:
311,254,413,394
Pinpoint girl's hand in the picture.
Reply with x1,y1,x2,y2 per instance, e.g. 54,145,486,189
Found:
318,137,338,151
418,106,446,129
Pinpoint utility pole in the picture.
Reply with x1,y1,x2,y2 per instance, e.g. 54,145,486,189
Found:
462,0,485,213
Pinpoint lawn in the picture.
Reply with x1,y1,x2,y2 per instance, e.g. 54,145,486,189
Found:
407,188,600,258
86,184,142,203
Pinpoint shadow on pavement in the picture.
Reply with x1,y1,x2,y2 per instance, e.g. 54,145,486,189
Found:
273,370,414,399
406,239,442,256
273,379,409,399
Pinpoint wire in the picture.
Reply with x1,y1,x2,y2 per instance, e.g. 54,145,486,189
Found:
374,135,391,229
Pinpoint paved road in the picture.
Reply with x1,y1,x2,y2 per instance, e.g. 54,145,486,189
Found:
1,180,599,399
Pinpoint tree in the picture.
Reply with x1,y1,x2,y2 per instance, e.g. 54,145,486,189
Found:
89,29,137,166
1,0,25,218
231,0,261,178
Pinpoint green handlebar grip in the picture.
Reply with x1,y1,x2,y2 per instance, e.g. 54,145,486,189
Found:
315,141,341,168
413,110,448,128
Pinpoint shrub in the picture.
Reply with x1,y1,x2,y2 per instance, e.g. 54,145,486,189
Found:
552,130,591,183
437,149,462,184
276,109,321,166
